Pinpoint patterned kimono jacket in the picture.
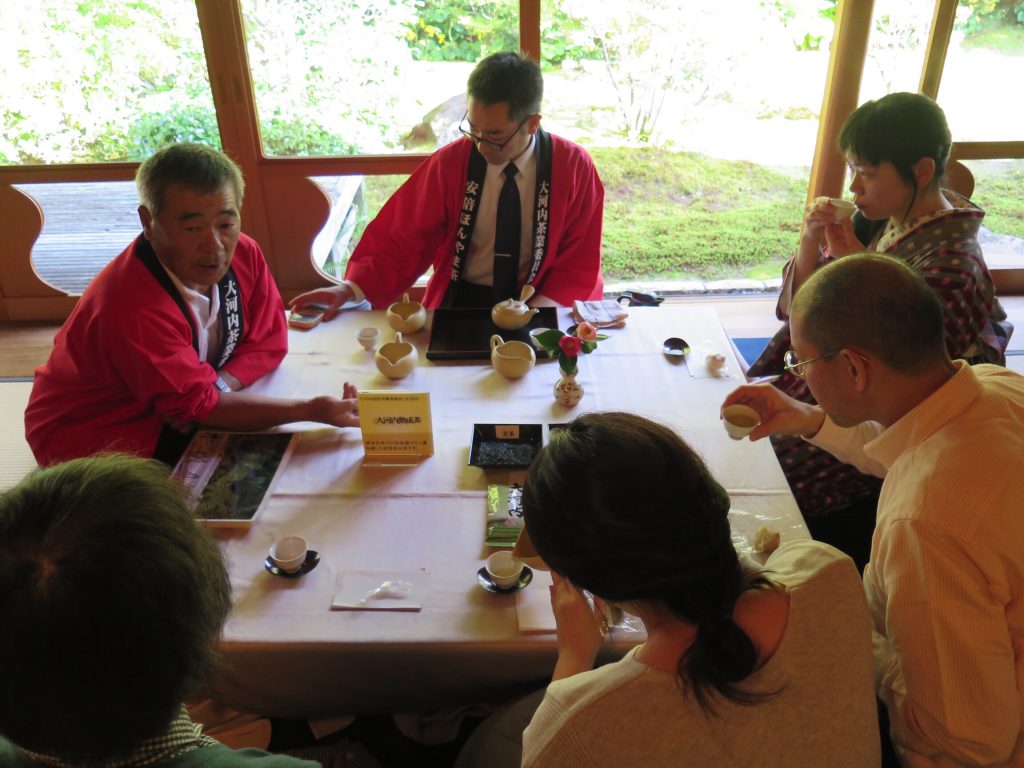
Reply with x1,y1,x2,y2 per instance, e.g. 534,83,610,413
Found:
748,190,1013,517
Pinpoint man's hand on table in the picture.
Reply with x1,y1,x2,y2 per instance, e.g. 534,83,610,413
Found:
310,381,360,428
289,284,356,321
199,382,360,431
722,383,825,441
550,572,606,682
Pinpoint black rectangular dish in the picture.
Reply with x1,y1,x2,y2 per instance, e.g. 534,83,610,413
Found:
469,423,544,469
427,307,558,361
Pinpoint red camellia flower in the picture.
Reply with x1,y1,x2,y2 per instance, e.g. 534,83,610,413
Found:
576,322,598,341
559,335,583,356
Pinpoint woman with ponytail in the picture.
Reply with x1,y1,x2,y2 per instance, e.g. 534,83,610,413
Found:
517,412,881,767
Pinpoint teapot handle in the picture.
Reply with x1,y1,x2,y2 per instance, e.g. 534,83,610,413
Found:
519,284,536,303
490,334,504,351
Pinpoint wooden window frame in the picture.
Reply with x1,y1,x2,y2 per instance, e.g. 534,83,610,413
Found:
0,0,1020,321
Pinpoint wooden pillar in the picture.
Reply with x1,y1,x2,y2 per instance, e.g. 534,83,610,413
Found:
806,0,874,203
520,0,541,61
919,0,958,99
194,0,273,259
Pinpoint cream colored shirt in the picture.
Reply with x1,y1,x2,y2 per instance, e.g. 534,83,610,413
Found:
810,362,1024,767
522,541,880,768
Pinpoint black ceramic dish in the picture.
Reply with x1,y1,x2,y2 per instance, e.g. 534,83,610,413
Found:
264,550,320,578
469,423,543,469
477,565,533,593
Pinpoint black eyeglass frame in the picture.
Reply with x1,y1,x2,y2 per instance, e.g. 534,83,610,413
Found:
458,111,532,151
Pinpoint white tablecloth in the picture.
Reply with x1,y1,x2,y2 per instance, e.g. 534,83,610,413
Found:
210,305,805,717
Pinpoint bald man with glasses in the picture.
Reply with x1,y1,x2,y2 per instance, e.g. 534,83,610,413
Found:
723,253,1024,767
291,51,604,314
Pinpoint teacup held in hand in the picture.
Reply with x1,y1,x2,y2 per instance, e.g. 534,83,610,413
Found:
490,334,536,379
375,332,417,379
722,404,761,440
830,198,856,222
386,293,426,334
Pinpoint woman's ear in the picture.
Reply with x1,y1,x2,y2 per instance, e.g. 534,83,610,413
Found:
914,156,937,188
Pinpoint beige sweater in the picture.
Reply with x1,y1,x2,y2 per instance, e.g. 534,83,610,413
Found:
522,541,880,768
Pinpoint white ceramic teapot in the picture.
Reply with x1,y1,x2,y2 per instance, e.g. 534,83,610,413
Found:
491,284,539,330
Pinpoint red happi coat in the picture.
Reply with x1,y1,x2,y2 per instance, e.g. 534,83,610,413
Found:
25,233,287,465
344,131,604,309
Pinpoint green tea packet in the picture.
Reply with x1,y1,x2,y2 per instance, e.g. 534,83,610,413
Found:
485,482,524,548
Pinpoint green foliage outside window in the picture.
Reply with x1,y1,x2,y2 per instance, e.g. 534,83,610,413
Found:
402,0,598,65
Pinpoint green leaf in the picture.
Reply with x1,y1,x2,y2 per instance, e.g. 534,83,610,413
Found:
533,328,565,350
580,340,597,353
559,355,578,375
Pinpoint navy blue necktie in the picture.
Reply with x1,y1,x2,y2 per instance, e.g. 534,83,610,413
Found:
493,162,520,303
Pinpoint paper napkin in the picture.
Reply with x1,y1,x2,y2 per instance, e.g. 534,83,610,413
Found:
331,569,426,611
516,569,555,633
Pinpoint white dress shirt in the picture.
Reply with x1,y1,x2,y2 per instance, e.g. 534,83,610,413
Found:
159,260,222,365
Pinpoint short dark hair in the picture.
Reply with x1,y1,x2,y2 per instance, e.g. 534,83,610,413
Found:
792,252,948,374
136,142,245,216
839,92,951,220
0,454,231,759
523,412,772,711
467,51,543,122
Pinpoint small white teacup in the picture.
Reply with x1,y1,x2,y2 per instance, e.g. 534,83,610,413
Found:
485,551,524,589
830,198,856,221
722,404,761,440
356,327,380,351
269,536,308,573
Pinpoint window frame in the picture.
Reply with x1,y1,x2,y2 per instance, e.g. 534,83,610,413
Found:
1,0,1021,320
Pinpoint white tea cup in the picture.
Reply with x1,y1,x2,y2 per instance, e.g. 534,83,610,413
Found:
830,198,856,221
722,404,761,440
269,536,308,573
356,327,380,351
485,550,524,589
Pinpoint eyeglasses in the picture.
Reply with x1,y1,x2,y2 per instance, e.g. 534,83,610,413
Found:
783,349,840,378
458,112,530,151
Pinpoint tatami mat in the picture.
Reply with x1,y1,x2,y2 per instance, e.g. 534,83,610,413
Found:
1,381,37,491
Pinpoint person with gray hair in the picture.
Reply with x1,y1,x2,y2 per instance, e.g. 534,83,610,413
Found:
26,142,360,467
724,253,1024,766
0,454,318,767
290,50,604,313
